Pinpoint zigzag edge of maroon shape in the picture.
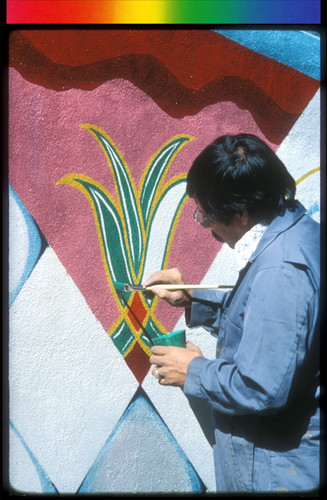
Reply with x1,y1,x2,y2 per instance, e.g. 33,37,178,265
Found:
9,30,319,145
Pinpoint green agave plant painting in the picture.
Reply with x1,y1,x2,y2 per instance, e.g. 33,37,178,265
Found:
58,125,194,376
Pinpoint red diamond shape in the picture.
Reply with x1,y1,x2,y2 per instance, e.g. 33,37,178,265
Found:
127,293,147,332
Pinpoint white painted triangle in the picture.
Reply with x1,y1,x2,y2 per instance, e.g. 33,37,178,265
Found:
9,247,139,493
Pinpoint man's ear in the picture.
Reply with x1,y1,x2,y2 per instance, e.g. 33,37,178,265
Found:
239,210,250,227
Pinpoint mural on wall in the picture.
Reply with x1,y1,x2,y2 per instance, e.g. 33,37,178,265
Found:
8,29,320,494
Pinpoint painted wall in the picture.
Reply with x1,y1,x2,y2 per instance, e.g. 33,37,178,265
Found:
8,29,320,494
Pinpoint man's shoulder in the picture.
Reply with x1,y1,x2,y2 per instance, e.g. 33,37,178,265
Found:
281,213,320,287
284,212,320,249
258,212,320,271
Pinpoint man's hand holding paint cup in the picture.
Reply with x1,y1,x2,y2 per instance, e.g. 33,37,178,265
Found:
149,329,203,387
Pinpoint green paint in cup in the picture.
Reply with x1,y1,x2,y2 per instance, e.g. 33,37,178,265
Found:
151,329,186,347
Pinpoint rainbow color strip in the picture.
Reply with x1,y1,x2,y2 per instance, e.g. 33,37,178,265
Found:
6,0,321,24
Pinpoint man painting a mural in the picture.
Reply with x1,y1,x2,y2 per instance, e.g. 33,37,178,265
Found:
147,133,320,492
8,28,321,494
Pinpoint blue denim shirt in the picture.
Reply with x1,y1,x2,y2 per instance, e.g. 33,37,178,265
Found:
184,202,320,492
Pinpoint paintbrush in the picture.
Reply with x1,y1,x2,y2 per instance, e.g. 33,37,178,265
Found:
113,281,233,293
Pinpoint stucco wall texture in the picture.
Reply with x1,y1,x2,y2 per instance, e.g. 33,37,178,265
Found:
8,30,320,494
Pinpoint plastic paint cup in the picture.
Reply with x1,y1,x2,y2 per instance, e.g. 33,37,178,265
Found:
151,329,186,347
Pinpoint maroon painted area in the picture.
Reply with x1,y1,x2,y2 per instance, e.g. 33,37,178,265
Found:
9,30,319,144
124,342,151,385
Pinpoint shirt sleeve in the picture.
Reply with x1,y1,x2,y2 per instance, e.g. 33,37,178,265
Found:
183,264,318,416
185,288,233,337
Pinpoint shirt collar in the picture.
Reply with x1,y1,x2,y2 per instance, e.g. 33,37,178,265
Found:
234,223,267,271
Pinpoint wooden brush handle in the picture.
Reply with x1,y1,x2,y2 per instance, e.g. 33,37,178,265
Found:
145,284,232,291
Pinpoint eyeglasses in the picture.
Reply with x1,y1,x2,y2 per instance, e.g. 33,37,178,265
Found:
193,208,212,227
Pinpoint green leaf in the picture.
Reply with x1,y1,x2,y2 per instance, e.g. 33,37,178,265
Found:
110,320,135,356
75,178,133,286
84,126,143,272
141,178,188,285
140,136,192,227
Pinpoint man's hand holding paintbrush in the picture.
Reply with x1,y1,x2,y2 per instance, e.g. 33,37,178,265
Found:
144,268,193,308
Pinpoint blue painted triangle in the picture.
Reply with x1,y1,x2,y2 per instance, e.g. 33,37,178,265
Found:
78,387,205,493
10,420,58,493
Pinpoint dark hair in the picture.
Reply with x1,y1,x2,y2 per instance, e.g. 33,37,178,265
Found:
187,133,296,225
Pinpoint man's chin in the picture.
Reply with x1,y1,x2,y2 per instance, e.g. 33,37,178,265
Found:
211,231,224,243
